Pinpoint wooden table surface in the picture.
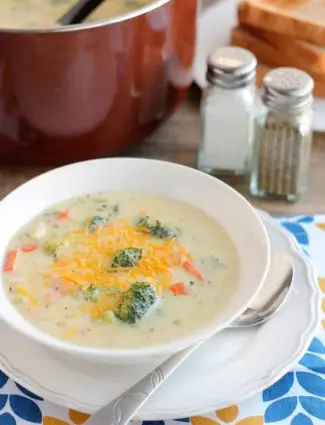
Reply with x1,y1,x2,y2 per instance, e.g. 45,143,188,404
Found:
1,91,325,215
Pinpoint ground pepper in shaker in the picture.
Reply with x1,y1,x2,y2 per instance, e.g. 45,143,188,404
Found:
197,47,257,176
249,67,314,202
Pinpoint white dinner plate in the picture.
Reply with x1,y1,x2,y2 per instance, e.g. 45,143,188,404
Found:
0,211,320,420
195,0,325,132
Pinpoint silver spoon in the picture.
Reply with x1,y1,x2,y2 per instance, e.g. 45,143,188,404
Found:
85,251,293,425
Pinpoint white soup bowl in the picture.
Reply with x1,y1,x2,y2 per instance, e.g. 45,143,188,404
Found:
0,158,270,364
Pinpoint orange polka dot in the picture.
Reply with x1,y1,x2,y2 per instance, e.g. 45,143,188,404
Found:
216,405,239,422
68,410,91,425
316,224,325,231
318,278,325,293
236,416,264,425
192,416,221,425
43,417,69,425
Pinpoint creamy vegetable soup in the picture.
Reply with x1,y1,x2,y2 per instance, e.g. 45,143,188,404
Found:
3,192,239,349
1,0,152,29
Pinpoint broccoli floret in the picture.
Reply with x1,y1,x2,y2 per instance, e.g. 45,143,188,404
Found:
111,247,143,268
137,216,152,231
151,221,176,240
136,216,176,240
112,204,119,214
43,240,62,258
82,285,101,303
115,282,157,324
87,215,109,233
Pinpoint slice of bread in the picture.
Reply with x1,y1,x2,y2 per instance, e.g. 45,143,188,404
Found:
231,25,325,76
230,26,325,98
238,0,325,46
231,26,292,67
244,25,325,73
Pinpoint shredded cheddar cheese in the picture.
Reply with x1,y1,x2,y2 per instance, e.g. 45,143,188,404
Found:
62,326,79,339
16,286,38,306
52,219,190,295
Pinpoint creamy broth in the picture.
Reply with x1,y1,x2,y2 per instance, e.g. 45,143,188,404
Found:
1,0,152,29
3,192,239,349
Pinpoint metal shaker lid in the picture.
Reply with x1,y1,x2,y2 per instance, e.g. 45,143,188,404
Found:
262,67,314,112
206,46,257,89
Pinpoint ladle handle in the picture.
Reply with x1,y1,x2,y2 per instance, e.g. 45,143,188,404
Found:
58,0,104,25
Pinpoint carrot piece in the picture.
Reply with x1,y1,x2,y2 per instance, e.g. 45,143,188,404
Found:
4,250,17,272
21,244,38,253
54,258,68,266
57,209,69,220
45,209,70,224
170,282,191,295
183,260,204,281
52,278,77,294
59,279,77,293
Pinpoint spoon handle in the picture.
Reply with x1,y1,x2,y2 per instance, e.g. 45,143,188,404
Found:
85,342,203,425
58,0,104,25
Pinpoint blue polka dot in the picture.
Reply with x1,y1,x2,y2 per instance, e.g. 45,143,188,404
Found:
297,216,314,224
15,384,43,401
299,396,325,420
263,373,294,402
297,372,325,397
308,338,325,354
0,395,7,411
9,395,42,423
0,413,16,425
281,222,309,245
0,372,8,390
291,413,313,425
300,354,325,374
264,397,297,423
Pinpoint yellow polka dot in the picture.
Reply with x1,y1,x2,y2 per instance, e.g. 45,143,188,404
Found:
236,416,264,425
43,417,69,425
322,299,325,313
192,416,221,425
322,319,325,330
319,278,325,293
215,405,239,422
316,223,325,231
68,410,91,424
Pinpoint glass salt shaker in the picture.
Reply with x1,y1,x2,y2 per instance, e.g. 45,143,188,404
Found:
249,67,314,202
197,46,257,176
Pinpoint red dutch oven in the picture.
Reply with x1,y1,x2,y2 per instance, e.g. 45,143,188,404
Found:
0,0,197,165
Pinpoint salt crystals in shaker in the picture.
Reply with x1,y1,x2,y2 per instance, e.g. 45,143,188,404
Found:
249,67,314,202
197,47,257,175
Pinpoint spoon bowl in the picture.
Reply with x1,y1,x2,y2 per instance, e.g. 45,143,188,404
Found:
232,251,293,327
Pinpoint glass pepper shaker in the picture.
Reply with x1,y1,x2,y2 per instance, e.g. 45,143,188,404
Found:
249,67,314,202
197,46,257,176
